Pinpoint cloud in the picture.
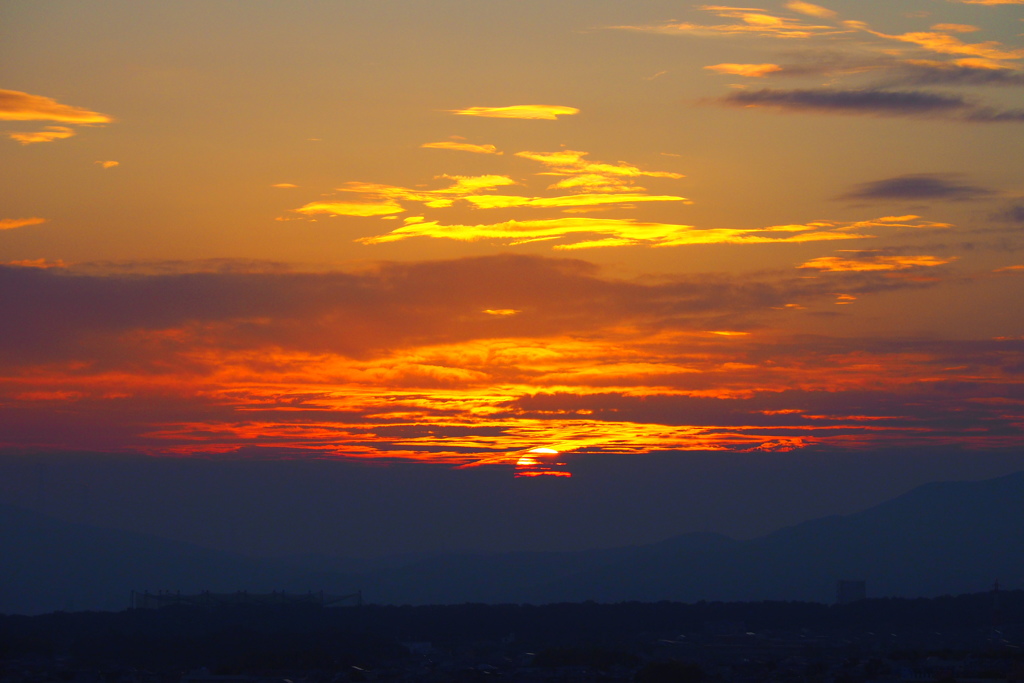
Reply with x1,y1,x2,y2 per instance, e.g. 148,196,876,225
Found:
422,141,502,155
840,174,997,202
514,149,685,193
288,152,689,219
0,217,46,230
962,107,1024,122
931,24,981,33
995,203,1024,223
294,200,406,217
0,89,113,123
949,0,1024,4
718,87,1024,121
7,126,76,145
885,60,1024,86
848,22,1024,62
459,193,690,210
720,87,968,115
4,259,66,269
271,183,297,188
799,254,957,271
705,63,785,77
354,214,941,249
446,105,579,120
0,257,1013,461
96,160,120,169
613,5,847,39
784,1,837,18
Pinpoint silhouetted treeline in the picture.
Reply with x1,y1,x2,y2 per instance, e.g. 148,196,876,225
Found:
1,591,1020,670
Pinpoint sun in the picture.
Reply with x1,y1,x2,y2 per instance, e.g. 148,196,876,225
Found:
514,448,572,478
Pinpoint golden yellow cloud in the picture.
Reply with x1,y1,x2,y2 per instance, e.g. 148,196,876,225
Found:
351,212,951,249
337,175,518,209
462,192,690,210
517,150,684,180
0,217,47,230
289,147,690,221
515,149,685,194
447,105,579,120
0,89,113,123
421,141,502,155
7,126,76,144
356,216,884,248
294,200,406,217
272,183,298,188
785,1,837,18
799,254,956,271
96,160,119,169
291,166,691,217
705,63,785,77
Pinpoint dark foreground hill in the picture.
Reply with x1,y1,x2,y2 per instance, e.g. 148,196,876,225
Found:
3,471,1023,613
2,593,1023,671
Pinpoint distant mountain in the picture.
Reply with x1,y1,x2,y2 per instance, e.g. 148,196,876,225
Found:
3,471,1023,614
356,471,1024,605
0,503,360,614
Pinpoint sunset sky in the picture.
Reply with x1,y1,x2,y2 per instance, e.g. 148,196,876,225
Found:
1,0,1023,556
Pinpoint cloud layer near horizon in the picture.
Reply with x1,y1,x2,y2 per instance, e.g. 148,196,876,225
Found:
0,255,1018,463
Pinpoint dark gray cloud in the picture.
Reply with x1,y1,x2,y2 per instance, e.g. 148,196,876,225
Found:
885,63,1024,88
719,87,968,115
840,173,997,202
963,107,1024,123
718,87,1024,122
995,203,1024,223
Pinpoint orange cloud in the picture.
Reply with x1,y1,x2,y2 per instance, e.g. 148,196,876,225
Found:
848,21,1024,62
0,89,113,123
705,63,785,77
447,105,579,120
2,257,1020,460
272,183,298,188
0,217,46,230
422,141,502,155
931,23,981,33
96,160,119,169
4,258,66,269
613,6,846,39
799,254,957,271
7,126,76,144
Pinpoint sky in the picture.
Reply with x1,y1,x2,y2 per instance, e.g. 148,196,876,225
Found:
1,0,1023,558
